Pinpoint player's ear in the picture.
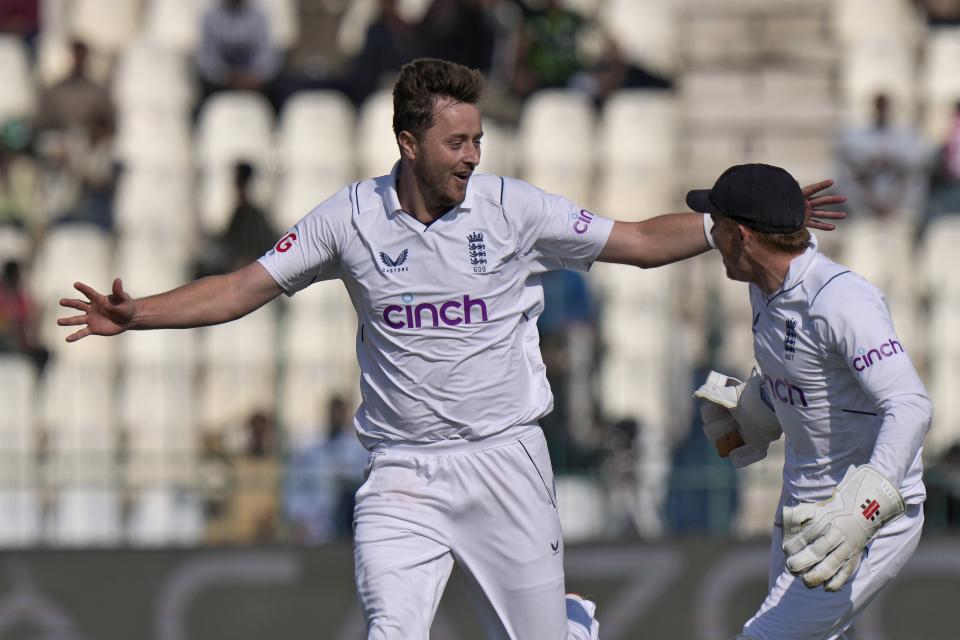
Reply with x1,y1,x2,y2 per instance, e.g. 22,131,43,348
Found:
397,131,418,161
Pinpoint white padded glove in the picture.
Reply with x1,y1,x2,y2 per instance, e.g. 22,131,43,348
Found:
782,465,906,592
693,370,782,468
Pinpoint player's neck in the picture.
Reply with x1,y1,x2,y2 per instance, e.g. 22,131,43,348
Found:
752,253,795,296
396,162,445,225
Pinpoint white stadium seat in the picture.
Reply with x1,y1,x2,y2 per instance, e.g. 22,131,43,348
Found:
842,42,916,128
0,35,35,121
70,0,143,54
599,90,677,172
115,109,193,171
127,487,203,546
119,365,198,447
832,0,922,46
113,43,194,114
278,90,356,173
0,355,36,452
143,0,215,53
40,363,117,455
921,27,960,140
198,365,276,430
32,225,116,364
114,167,195,239
0,490,42,547
195,91,275,168
116,234,192,294
273,169,351,230
50,488,122,546
599,0,677,75
518,90,595,204
0,226,31,265
258,0,299,50
358,89,399,178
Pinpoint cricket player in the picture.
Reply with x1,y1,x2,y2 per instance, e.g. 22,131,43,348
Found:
58,61,843,639
690,164,931,639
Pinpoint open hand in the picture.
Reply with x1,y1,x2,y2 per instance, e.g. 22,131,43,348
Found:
802,179,846,231
58,278,134,342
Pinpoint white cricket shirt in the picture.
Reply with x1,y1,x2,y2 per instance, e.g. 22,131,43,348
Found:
258,166,613,448
749,236,932,512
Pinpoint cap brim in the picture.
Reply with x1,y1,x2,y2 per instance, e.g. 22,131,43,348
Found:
685,189,721,214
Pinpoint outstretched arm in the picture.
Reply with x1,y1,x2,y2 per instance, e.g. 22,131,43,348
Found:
597,179,846,268
58,261,283,342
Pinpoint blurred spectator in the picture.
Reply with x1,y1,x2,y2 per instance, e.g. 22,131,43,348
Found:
538,269,601,471
511,0,586,98
197,432,235,546
835,93,933,222
194,161,277,278
569,34,672,106
924,442,960,528
195,0,283,111
34,40,117,230
226,410,280,544
916,0,960,25
35,41,113,136
0,0,40,53
46,110,117,230
347,0,423,105
284,395,368,544
925,101,960,222
0,125,39,232
420,0,499,73
0,259,47,372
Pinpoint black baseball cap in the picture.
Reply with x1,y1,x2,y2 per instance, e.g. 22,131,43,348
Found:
686,163,805,234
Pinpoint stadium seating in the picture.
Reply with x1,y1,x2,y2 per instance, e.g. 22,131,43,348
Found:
358,89,399,178
115,109,193,171
142,0,214,53
0,35,34,122
112,43,195,115
114,167,196,238
518,90,595,204
278,90,357,173
71,0,143,55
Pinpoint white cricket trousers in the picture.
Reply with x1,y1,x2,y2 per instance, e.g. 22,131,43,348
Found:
742,503,924,639
353,426,597,640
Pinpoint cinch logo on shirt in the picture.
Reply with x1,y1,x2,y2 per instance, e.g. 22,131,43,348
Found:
762,373,808,407
852,339,904,371
382,294,489,329
571,209,594,235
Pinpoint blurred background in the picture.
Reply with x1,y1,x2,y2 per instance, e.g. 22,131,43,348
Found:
0,0,959,638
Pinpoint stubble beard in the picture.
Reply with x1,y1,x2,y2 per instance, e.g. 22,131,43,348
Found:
413,155,461,211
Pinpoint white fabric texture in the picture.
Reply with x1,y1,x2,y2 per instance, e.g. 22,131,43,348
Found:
747,236,931,513
258,167,613,448
353,429,596,639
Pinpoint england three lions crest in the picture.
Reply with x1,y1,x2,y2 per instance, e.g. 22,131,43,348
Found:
467,232,487,273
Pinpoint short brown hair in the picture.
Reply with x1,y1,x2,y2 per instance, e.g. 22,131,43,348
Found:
392,58,485,140
752,227,811,254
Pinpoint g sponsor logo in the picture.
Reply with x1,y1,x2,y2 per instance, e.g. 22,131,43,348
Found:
275,232,297,253
382,294,489,329
852,339,904,372
571,209,595,235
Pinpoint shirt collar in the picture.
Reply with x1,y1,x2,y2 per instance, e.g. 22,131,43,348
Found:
779,232,819,292
383,161,475,217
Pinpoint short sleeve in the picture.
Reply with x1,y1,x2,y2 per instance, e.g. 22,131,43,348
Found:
257,185,352,296
507,178,614,271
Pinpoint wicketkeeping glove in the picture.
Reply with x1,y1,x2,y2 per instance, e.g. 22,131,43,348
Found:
693,369,782,468
782,465,906,592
